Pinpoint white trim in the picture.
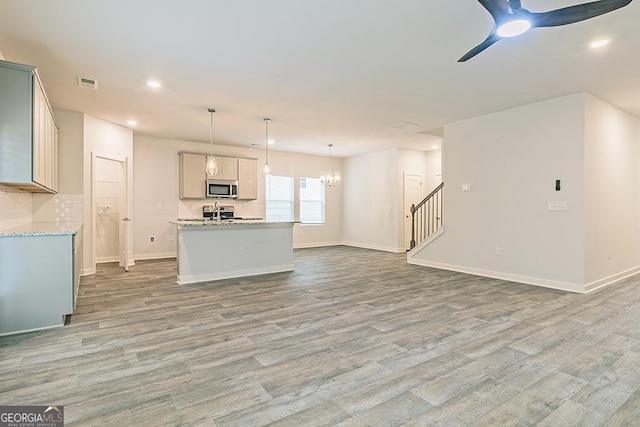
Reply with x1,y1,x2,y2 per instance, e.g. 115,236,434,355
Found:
81,267,96,276
96,256,119,263
294,241,343,249
177,264,294,284
135,253,176,261
407,258,586,293
585,265,640,293
407,226,445,258
342,241,406,254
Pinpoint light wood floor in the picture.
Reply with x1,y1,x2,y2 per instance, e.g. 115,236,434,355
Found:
1,246,640,426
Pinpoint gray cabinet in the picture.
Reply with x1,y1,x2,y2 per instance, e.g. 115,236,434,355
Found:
206,156,238,181
0,228,81,336
179,153,205,199
179,153,255,200
0,59,58,193
238,158,257,200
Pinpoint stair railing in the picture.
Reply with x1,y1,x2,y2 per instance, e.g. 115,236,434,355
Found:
410,182,444,249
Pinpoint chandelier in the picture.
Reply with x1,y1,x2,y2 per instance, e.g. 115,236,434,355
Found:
320,144,340,187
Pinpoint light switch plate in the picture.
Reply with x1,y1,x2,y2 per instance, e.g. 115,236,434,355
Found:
548,201,567,211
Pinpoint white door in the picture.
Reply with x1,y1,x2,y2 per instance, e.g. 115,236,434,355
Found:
403,173,423,250
119,158,132,272
92,154,132,272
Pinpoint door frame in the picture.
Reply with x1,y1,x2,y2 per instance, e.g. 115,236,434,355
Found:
91,152,133,272
403,173,423,250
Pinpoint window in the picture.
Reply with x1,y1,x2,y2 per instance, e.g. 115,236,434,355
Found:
299,177,325,224
265,175,294,221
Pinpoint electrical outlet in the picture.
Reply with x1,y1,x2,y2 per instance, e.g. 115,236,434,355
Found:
608,250,613,260
494,247,502,256
239,247,245,255
548,201,567,211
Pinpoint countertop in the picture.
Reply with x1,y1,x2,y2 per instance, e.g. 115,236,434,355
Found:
171,219,298,227
0,221,83,237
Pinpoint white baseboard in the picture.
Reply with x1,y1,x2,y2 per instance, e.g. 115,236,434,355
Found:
134,252,177,261
407,258,586,293
341,241,406,254
96,256,119,263
294,241,343,249
585,265,640,293
81,267,96,276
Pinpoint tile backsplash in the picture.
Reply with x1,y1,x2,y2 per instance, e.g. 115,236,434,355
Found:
0,185,32,229
33,193,83,223
0,186,83,230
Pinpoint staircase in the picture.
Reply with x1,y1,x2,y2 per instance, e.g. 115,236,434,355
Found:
410,182,444,249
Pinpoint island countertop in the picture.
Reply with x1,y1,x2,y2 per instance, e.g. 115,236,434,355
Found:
171,219,297,226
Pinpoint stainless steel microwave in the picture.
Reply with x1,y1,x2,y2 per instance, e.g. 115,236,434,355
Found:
206,179,238,198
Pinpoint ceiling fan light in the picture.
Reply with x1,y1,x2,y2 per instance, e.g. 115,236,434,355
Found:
497,19,531,38
590,39,610,49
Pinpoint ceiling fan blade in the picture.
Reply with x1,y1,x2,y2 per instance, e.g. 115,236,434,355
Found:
508,0,522,9
531,0,633,28
478,0,513,19
458,32,501,62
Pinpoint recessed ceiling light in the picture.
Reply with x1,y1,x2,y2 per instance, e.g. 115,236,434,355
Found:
432,145,439,150
147,80,161,88
589,39,610,49
268,139,275,145
127,120,137,126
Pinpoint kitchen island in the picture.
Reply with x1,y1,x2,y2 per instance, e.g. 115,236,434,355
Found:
171,220,296,284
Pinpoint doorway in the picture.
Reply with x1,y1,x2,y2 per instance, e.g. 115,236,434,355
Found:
92,154,132,271
403,173,423,250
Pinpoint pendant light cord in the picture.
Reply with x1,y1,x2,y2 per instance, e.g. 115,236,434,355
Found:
263,118,271,175
209,108,215,157
265,118,269,164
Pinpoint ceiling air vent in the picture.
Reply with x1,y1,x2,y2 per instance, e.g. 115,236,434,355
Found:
390,122,417,131
77,76,98,90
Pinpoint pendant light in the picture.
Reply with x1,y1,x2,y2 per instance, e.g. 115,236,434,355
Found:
263,118,271,176
205,108,218,176
320,144,340,188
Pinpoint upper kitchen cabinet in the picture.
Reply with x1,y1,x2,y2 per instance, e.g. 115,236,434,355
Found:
179,153,205,199
206,156,238,181
237,158,257,200
0,59,58,193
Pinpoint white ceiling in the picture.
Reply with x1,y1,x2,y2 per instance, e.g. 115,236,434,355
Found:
1,0,638,157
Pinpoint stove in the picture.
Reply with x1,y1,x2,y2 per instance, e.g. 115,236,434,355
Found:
203,205,240,220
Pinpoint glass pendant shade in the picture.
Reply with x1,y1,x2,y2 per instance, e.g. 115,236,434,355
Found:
263,118,271,176
205,156,218,176
205,108,218,176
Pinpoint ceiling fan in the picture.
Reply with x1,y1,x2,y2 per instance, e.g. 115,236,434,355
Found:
459,0,634,62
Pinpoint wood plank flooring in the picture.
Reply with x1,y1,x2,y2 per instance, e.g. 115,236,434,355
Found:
2,246,640,426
